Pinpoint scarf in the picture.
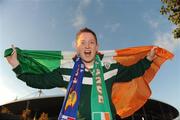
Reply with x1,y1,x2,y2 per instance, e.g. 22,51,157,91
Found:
91,55,112,120
58,57,85,120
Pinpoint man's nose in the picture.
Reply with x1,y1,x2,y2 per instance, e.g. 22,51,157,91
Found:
85,43,90,48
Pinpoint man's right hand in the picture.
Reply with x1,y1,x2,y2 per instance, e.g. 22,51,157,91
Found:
6,45,20,68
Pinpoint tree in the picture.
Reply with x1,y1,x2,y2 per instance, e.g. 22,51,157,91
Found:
160,0,180,38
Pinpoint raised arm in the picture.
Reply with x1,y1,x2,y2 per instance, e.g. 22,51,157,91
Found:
115,47,156,82
6,45,66,89
13,65,66,89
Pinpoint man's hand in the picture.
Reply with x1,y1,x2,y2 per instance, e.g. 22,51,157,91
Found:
146,47,157,61
6,45,20,68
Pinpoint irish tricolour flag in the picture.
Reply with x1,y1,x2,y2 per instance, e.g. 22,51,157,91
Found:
4,46,173,118
92,112,111,120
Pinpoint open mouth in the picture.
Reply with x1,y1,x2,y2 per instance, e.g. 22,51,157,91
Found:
84,50,92,56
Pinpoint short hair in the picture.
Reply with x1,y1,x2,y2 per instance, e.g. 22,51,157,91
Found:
76,27,98,44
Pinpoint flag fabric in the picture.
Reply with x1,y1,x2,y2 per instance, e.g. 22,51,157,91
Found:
111,46,174,118
4,46,174,118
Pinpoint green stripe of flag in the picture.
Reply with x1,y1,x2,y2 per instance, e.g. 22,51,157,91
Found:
4,48,63,74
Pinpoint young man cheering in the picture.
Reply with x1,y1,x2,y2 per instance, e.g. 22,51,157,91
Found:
6,28,172,120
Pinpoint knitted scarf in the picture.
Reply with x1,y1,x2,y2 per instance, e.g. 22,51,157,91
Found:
91,55,112,120
58,57,85,120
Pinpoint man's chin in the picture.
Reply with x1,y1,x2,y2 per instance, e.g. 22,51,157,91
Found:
82,58,94,64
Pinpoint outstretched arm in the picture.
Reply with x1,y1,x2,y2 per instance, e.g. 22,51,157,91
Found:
13,65,66,89
115,47,157,82
6,45,67,89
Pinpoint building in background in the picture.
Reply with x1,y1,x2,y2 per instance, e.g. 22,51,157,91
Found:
0,94,179,120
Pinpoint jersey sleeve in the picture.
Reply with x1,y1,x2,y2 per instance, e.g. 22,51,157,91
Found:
13,65,66,89
115,57,152,82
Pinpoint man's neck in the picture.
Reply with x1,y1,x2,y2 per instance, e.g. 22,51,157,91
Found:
83,61,94,70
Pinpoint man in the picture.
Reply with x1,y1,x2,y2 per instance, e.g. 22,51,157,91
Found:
6,28,157,120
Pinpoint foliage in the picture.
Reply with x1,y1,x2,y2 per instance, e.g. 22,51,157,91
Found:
160,0,180,38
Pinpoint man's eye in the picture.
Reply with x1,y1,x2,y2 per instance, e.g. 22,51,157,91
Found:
90,41,95,44
81,41,85,45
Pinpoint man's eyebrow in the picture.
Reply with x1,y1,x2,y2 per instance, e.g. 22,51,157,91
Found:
78,39,95,42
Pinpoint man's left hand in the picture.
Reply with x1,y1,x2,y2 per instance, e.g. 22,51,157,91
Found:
146,47,157,61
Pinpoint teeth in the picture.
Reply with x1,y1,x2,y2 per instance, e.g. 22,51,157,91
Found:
84,50,91,54
84,50,91,53
85,51,91,53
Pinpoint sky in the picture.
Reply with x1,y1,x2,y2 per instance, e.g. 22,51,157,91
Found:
0,0,180,117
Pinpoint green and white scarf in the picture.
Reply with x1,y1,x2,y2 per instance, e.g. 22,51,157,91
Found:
91,55,112,120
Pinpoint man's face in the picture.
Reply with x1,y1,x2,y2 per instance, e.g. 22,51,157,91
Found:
75,32,99,64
